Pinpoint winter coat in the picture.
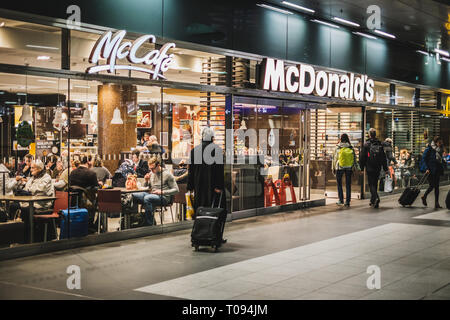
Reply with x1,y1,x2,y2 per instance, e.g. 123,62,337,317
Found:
359,138,388,173
21,171,54,209
0,164,16,195
382,141,397,166
187,141,225,211
420,143,445,175
332,142,359,173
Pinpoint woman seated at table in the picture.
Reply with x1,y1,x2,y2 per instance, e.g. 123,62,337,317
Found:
91,157,111,185
11,160,55,242
132,157,178,226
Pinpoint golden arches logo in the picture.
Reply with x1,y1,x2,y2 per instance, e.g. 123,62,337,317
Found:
443,96,450,117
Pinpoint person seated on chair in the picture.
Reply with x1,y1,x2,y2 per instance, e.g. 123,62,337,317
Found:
69,155,99,189
11,160,55,242
132,157,178,226
131,150,149,178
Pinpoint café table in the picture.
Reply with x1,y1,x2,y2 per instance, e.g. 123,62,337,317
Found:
0,195,57,244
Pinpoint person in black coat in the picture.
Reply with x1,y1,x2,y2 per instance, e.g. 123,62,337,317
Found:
420,136,446,208
131,150,149,178
359,128,388,208
69,156,99,189
187,127,227,243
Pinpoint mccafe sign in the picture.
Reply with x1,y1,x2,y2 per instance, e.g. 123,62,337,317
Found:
261,58,375,102
87,30,175,80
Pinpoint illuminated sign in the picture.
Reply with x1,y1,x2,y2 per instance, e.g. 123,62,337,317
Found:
87,30,175,80
261,58,375,102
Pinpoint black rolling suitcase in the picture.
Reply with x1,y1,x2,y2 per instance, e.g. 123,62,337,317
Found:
191,193,225,252
399,173,428,207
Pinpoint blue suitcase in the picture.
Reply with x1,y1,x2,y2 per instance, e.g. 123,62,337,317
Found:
60,207,89,239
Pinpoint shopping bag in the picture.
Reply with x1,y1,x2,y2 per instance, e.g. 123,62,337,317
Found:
185,192,194,220
384,175,393,193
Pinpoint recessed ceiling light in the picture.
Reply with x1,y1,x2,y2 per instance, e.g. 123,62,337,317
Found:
373,29,396,39
434,48,449,57
37,56,51,60
353,32,377,40
281,1,315,13
311,19,340,29
256,3,293,15
0,22,5,28
333,17,360,27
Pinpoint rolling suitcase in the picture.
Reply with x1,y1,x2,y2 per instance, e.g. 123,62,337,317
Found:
398,173,428,207
191,192,225,252
60,207,89,239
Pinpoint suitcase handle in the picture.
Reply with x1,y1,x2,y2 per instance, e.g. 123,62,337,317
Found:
211,191,223,208
417,172,430,188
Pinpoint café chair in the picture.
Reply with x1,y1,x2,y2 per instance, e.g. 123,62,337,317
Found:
155,195,175,225
34,191,68,242
173,183,187,221
97,189,122,233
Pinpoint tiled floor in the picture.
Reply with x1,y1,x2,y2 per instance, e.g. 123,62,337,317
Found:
1,187,450,300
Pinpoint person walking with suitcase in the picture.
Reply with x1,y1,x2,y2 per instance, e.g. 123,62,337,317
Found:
359,128,388,208
420,136,446,209
332,133,359,207
187,127,227,244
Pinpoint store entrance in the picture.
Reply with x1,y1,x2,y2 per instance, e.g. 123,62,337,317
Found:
230,96,325,214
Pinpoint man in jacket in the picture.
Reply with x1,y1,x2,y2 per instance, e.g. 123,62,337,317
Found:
69,155,99,189
359,128,388,208
132,157,179,226
420,136,445,208
188,127,227,243
131,150,149,178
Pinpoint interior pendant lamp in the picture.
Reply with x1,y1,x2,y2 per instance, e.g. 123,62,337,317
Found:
19,104,33,122
110,107,123,124
53,108,64,126
80,108,92,125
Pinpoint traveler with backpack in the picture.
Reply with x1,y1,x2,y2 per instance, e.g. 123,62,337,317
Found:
332,133,359,207
359,128,388,208
420,136,446,208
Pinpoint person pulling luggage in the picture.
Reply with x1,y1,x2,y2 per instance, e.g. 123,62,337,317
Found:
359,128,388,208
420,136,446,209
332,133,360,207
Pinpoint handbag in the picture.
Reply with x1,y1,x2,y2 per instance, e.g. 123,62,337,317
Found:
384,175,393,193
14,189,32,196
185,192,194,220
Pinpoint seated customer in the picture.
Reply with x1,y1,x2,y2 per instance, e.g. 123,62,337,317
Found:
14,160,55,242
17,154,34,178
0,163,16,195
131,150,149,178
69,156,99,189
91,157,111,184
54,159,78,191
132,157,179,226
172,160,188,184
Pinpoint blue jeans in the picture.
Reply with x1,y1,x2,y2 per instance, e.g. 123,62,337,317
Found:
336,170,352,204
132,192,167,226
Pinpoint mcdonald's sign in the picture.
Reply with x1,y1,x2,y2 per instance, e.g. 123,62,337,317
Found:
441,96,450,117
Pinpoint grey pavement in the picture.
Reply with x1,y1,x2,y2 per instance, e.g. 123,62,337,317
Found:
1,187,450,300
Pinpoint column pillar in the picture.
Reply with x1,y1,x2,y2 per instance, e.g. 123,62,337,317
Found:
98,84,137,173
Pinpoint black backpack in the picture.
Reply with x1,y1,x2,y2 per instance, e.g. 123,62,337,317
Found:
367,141,384,167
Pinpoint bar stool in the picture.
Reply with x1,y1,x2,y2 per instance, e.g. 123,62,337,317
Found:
97,189,122,233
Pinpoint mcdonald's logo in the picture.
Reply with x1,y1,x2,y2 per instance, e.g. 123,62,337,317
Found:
443,96,450,117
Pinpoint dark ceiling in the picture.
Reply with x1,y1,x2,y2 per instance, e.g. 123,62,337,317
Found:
266,0,450,51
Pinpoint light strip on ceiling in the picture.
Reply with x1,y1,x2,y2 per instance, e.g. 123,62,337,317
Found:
37,79,57,84
281,1,315,13
311,19,340,29
416,50,429,56
26,44,59,50
256,3,293,15
434,48,449,57
373,29,396,39
73,85,91,89
441,57,450,62
333,17,360,27
352,32,377,40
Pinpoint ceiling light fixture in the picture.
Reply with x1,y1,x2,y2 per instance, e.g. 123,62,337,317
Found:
434,48,449,57
26,44,59,50
110,107,123,125
0,22,5,28
256,3,293,15
373,29,396,39
352,32,377,40
281,1,315,13
37,79,57,84
37,56,51,60
441,57,450,62
332,17,360,27
73,85,91,89
311,19,340,29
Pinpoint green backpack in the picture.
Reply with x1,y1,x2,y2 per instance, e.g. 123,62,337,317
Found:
338,147,354,168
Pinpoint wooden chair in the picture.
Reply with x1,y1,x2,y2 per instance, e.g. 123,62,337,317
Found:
97,189,122,233
173,183,187,221
155,195,175,225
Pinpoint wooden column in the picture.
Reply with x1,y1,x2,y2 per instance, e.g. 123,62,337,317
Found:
98,84,137,173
